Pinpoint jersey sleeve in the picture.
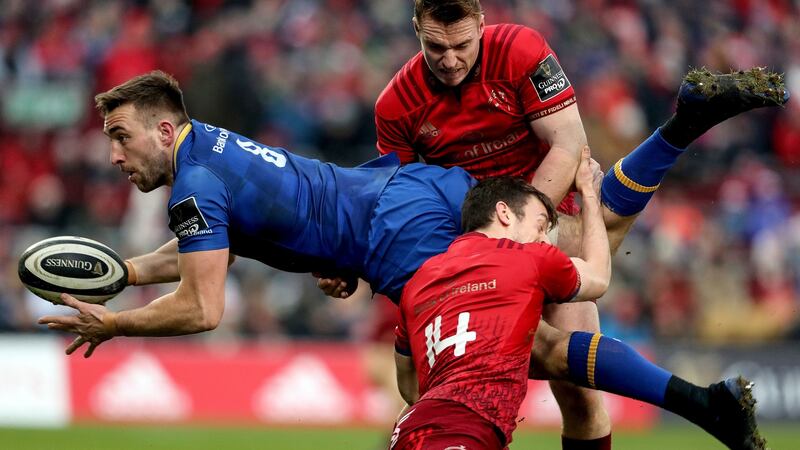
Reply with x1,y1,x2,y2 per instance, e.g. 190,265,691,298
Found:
394,321,411,356
375,113,418,163
168,164,231,253
509,27,577,120
528,243,580,302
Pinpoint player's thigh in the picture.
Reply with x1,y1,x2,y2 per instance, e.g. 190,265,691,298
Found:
393,431,501,450
553,213,582,256
542,301,601,333
390,400,504,450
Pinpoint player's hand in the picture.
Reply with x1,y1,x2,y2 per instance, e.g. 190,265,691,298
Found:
313,272,357,299
37,293,117,358
575,146,599,199
590,157,603,195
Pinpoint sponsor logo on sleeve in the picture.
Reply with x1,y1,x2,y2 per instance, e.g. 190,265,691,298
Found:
168,197,212,239
529,54,571,102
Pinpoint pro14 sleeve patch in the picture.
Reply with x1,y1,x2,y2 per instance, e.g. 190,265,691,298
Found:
529,54,572,102
169,197,212,239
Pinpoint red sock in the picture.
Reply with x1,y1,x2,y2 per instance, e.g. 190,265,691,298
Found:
561,434,612,450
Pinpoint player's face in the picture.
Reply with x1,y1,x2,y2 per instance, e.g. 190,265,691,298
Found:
512,196,551,245
104,103,172,193
415,14,484,87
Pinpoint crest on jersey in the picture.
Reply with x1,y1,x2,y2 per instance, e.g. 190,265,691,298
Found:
530,54,571,102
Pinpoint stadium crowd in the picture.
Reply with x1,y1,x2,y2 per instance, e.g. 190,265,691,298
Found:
1,0,799,344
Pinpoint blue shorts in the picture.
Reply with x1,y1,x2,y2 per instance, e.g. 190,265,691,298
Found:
364,163,477,302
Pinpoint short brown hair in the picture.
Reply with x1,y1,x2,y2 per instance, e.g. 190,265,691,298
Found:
414,0,482,24
461,176,558,233
94,70,189,126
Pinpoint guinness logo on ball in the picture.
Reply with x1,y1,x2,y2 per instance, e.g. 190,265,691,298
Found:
41,253,108,279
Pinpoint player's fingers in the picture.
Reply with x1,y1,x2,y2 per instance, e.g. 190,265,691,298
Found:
84,341,100,358
38,315,77,326
46,322,75,332
333,282,349,299
37,315,59,325
66,336,86,355
60,293,84,310
582,145,591,159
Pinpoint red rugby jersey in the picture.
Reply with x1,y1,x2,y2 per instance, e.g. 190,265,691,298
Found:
376,24,577,182
395,232,579,444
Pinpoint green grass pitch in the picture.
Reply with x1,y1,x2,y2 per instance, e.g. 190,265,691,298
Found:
1,424,797,449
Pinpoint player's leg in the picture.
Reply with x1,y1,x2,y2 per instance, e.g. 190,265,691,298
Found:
601,68,789,253
530,323,766,450
543,176,612,448
390,399,505,450
539,304,612,449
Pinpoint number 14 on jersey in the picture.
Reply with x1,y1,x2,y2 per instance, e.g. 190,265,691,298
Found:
425,312,477,368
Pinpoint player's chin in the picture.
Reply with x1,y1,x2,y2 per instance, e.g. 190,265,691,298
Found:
438,72,465,86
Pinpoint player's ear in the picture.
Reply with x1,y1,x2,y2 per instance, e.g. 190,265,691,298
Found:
412,17,420,37
477,14,485,37
496,201,512,226
157,120,175,147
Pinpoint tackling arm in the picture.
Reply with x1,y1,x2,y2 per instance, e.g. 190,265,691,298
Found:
528,103,587,206
567,147,611,302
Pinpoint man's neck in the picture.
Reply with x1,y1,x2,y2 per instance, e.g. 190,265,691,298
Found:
474,224,509,240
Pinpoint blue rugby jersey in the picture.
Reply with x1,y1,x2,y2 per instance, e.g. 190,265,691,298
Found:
168,119,400,277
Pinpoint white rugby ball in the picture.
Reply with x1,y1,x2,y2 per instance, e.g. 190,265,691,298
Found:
18,236,128,304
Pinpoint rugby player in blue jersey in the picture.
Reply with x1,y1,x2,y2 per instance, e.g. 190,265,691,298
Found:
39,70,786,449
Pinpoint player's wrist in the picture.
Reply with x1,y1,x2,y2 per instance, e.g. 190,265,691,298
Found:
102,311,123,337
124,260,138,286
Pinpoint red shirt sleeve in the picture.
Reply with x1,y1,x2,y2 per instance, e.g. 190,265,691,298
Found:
528,243,580,302
394,321,411,356
508,27,577,120
375,114,418,163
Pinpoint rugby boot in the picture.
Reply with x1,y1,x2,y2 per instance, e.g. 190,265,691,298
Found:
660,67,790,148
704,376,766,450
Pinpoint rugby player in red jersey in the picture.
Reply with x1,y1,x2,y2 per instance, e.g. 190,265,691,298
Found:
391,148,610,449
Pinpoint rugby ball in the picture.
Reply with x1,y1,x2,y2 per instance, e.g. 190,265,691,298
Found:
18,236,128,304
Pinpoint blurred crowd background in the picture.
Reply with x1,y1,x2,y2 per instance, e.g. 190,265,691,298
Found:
1,0,799,345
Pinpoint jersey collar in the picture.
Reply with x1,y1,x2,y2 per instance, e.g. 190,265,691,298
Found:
172,122,193,174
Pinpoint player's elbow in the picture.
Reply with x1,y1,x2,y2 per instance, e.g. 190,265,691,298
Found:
185,295,225,332
585,275,609,300
198,303,224,331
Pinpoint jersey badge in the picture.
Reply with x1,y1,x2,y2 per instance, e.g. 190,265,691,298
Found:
530,54,572,102
169,197,211,239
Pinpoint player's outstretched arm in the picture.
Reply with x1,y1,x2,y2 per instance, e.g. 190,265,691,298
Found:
529,103,587,206
124,238,180,286
39,248,229,357
394,352,419,406
568,147,611,302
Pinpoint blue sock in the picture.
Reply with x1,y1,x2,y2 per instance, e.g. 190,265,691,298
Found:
600,128,684,216
567,331,672,406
